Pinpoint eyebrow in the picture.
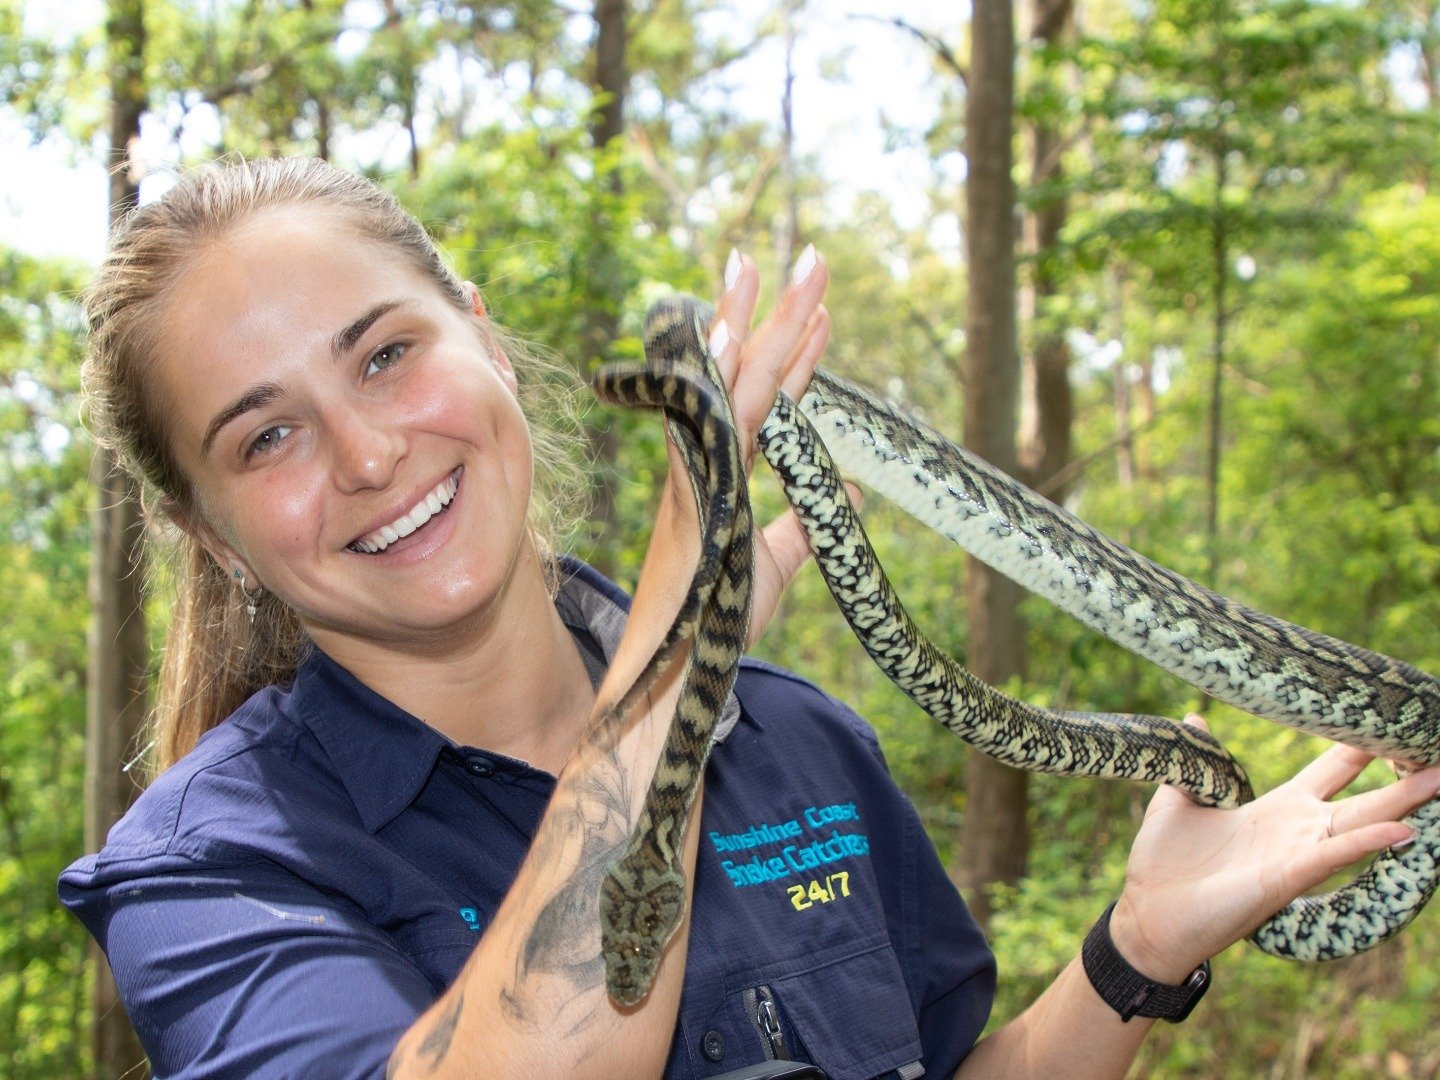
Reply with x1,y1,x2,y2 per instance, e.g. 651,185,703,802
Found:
332,300,406,360
201,382,284,458
200,300,409,458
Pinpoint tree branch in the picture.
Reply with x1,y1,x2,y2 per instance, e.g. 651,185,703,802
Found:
629,123,702,259
1034,407,1166,500
630,123,692,226
1031,0,1074,44
848,13,966,85
904,301,964,373
720,144,782,243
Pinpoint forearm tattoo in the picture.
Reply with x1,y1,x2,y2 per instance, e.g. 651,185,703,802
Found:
501,701,635,1025
387,698,652,1076
420,993,464,1069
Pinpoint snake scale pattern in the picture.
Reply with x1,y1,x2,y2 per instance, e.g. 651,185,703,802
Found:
593,299,754,1005
593,293,1440,1005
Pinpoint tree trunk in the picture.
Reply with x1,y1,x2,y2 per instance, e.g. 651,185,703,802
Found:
299,0,332,160
1020,0,1074,500
86,5,151,1076
1114,350,1134,486
775,0,801,276
1206,131,1228,594
1109,271,1133,487
956,0,1028,931
591,0,627,166
381,0,421,178
582,0,628,574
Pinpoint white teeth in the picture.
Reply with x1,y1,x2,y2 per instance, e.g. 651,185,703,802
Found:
352,472,459,553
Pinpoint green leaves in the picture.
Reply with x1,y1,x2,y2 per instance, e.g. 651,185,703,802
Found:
0,247,90,1080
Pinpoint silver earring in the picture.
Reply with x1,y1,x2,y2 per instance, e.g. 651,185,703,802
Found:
233,568,261,623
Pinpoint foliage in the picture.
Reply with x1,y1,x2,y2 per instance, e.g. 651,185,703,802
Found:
0,250,92,1078
5,0,1440,1073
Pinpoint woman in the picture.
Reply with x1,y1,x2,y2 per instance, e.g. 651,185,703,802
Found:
60,157,1439,1079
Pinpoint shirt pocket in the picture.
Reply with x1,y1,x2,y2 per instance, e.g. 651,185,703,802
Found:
748,942,924,1080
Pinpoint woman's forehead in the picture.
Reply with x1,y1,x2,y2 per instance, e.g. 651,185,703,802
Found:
162,212,433,353
153,211,432,453
192,209,418,304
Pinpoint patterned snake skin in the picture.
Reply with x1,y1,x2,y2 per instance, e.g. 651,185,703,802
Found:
594,293,1440,1004
592,297,754,1005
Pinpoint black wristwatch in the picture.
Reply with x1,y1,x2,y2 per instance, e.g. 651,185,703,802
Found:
1081,902,1211,1023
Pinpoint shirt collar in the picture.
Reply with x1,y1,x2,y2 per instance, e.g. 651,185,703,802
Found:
287,556,742,834
288,645,450,834
552,556,743,743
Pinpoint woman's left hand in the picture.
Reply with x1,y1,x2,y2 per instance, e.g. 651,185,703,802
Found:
1110,714,1440,981
698,246,834,648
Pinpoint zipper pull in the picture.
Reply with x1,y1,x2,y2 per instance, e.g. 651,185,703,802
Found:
754,985,790,1061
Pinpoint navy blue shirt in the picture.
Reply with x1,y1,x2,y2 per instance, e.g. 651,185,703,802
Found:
60,559,995,1079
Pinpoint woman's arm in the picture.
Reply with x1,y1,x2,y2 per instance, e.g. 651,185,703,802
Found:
387,250,832,1080
956,716,1440,1079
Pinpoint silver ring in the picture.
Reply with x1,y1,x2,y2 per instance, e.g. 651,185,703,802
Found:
1325,811,1338,840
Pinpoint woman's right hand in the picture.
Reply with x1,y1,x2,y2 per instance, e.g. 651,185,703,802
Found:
654,245,832,649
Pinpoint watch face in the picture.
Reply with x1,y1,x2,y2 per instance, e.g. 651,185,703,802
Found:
1167,961,1213,1023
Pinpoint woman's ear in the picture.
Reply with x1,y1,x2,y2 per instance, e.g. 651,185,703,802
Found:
462,280,487,320
161,496,254,584
463,280,517,392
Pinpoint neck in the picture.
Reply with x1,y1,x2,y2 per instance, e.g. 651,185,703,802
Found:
311,544,597,775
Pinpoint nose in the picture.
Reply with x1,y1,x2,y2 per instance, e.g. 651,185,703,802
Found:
329,400,405,493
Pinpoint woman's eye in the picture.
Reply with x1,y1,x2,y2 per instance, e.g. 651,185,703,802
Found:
364,342,408,377
246,425,292,458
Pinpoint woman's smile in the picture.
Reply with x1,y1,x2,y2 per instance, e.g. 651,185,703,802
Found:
347,466,463,560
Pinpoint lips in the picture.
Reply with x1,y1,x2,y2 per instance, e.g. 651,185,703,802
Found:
348,468,461,554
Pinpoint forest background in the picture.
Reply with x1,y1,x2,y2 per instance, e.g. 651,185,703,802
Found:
3,0,1440,1076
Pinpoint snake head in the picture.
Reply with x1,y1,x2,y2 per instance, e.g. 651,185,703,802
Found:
600,868,686,1007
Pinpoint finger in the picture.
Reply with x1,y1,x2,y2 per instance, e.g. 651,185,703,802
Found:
1147,772,1203,815
742,306,831,475
1328,765,1440,836
713,250,759,387
705,316,739,394
759,508,814,592
776,305,830,406
745,509,813,648
1181,712,1209,731
1292,742,1379,801
1293,821,1420,890
730,247,829,432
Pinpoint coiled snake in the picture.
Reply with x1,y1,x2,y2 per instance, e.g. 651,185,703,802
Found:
593,294,1440,1006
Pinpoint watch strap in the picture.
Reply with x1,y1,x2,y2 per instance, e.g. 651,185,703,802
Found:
1081,902,1211,1023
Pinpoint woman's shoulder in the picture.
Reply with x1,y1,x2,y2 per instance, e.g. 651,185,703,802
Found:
61,682,341,887
733,655,885,757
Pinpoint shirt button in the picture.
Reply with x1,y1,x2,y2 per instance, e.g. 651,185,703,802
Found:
701,1030,725,1062
466,756,494,777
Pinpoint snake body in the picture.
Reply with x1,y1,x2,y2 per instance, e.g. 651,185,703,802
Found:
593,299,754,1005
765,375,1440,961
594,294,1440,1004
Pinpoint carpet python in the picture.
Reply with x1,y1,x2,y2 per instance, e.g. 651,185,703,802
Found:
592,297,755,1006
593,293,1440,1005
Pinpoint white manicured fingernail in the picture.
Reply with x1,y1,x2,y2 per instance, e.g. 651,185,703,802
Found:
708,319,731,357
790,243,817,285
724,248,742,291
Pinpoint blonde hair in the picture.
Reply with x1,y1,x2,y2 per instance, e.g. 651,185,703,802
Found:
82,157,588,775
